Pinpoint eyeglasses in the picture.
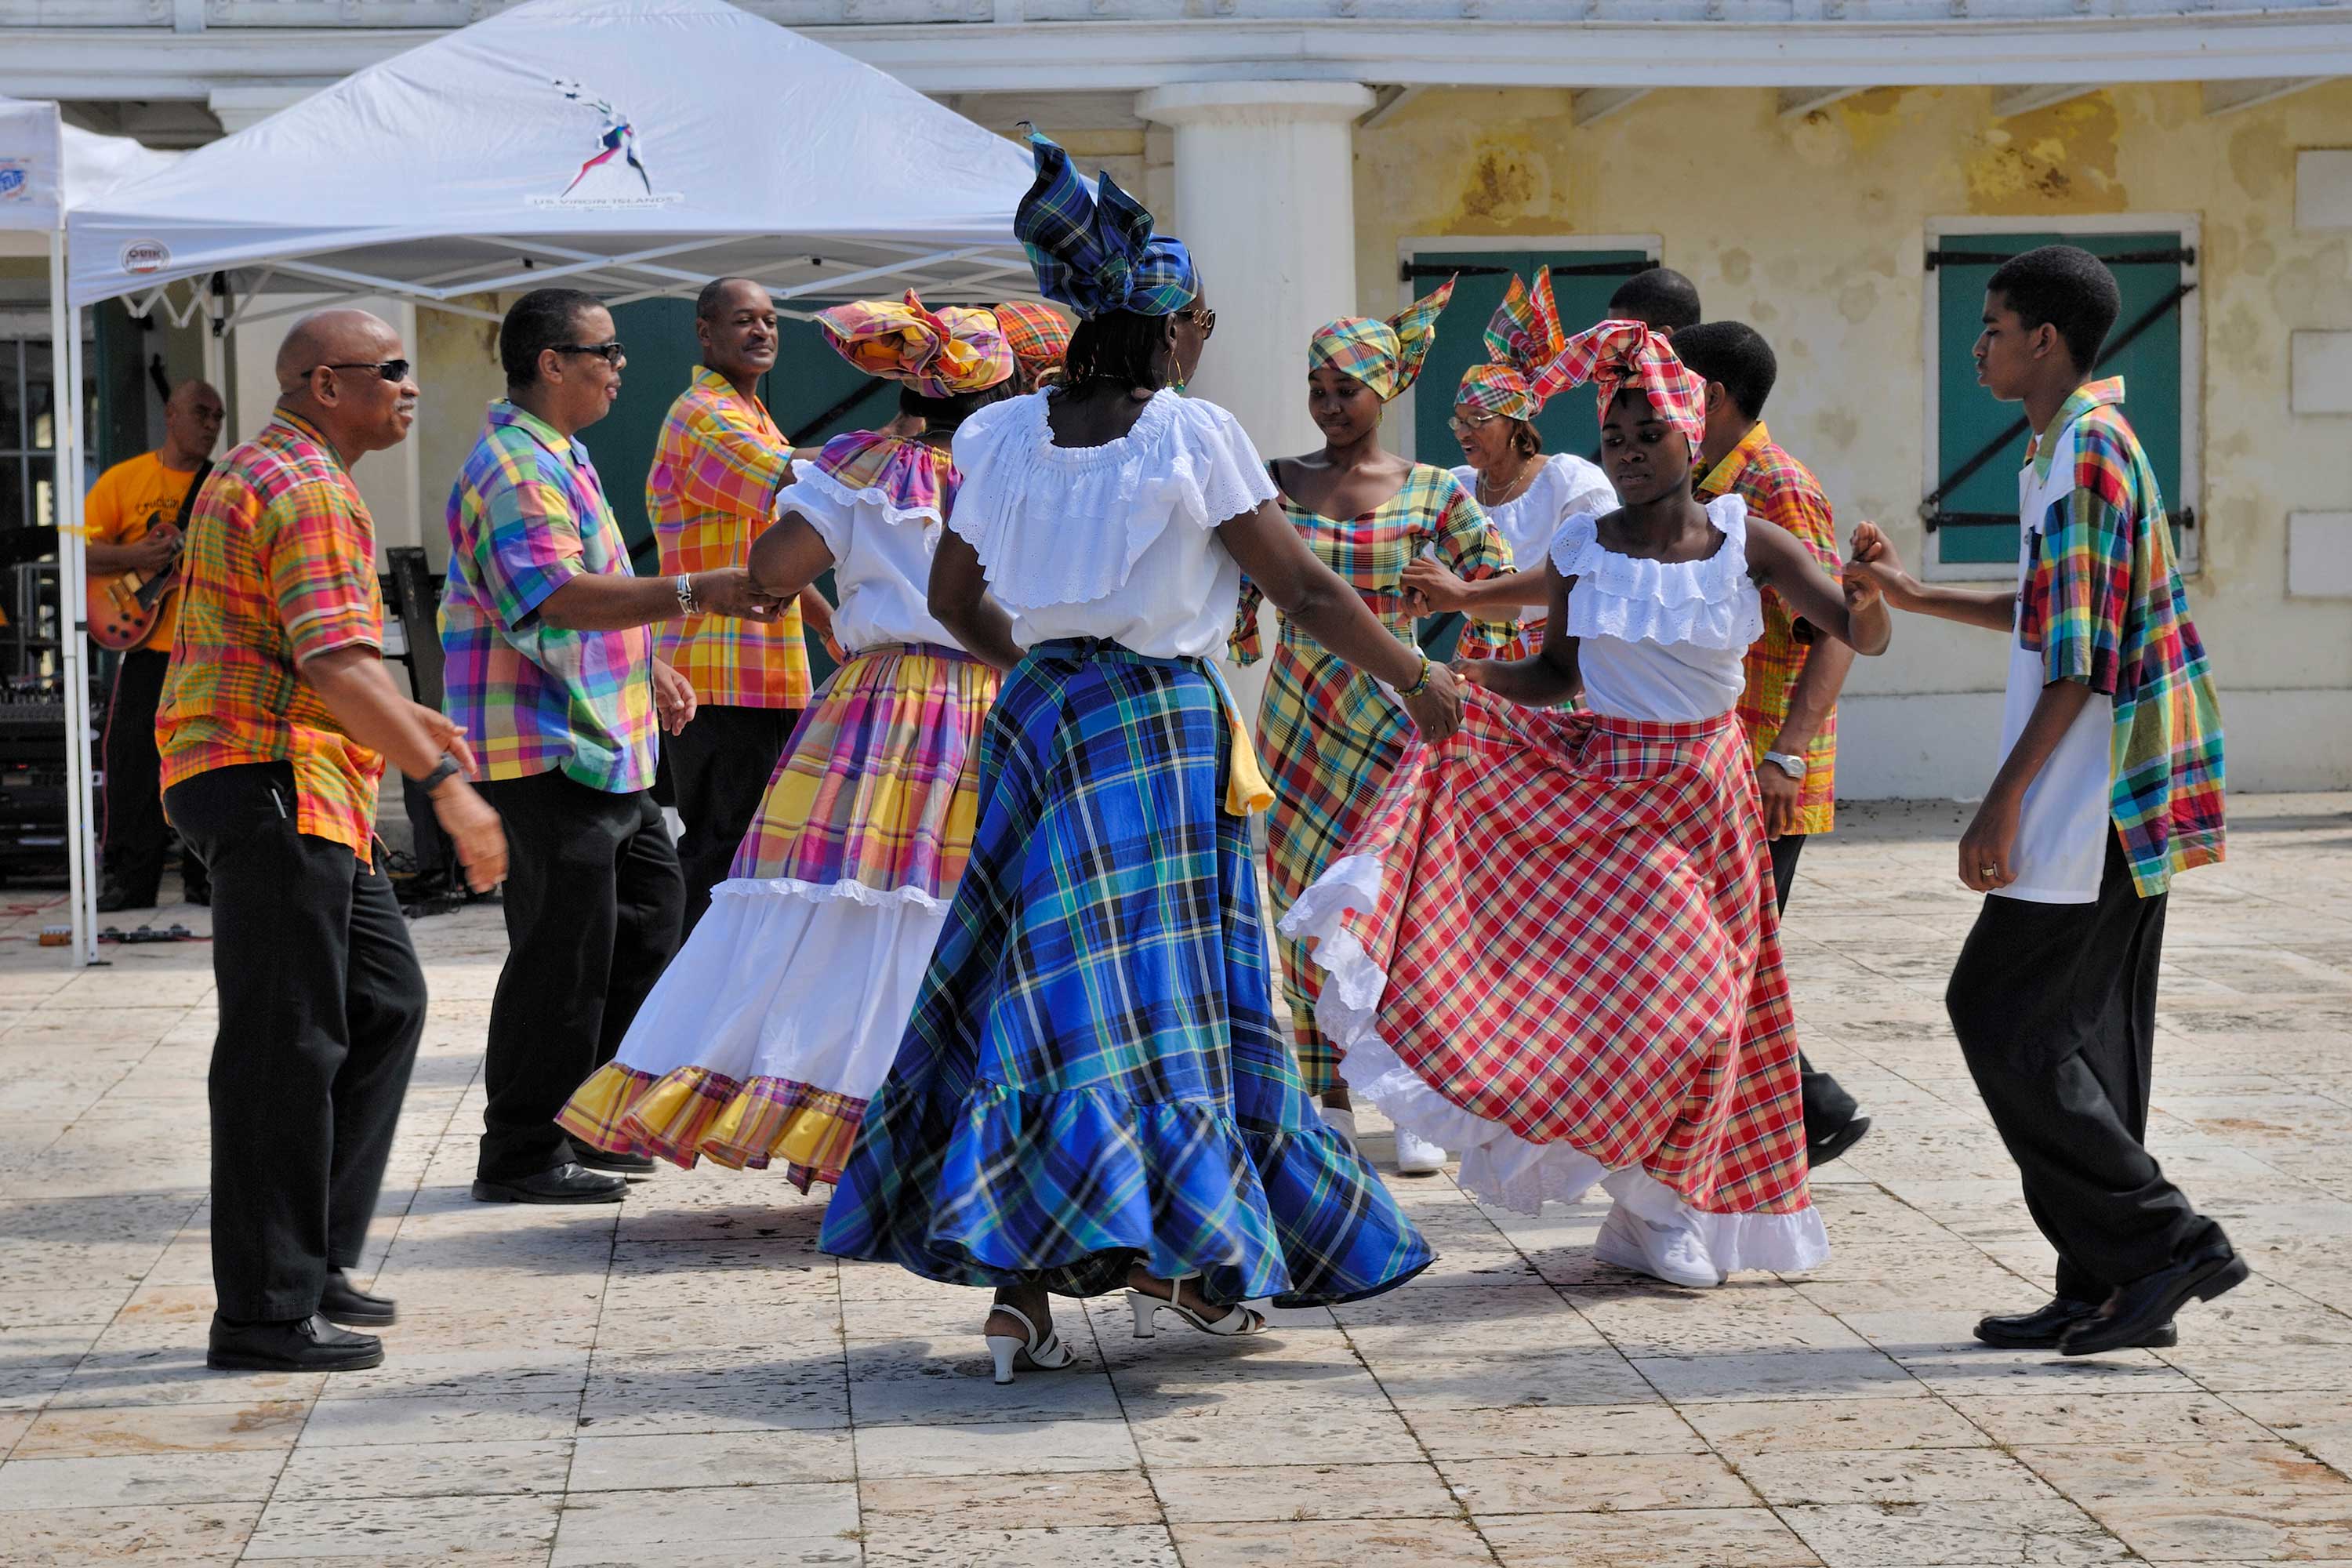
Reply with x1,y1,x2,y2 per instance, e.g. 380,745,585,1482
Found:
1181,306,1216,339
1448,412,1501,435
317,359,412,383
552,341,626,365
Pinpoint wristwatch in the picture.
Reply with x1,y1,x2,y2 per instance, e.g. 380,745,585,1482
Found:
415,752,464,795
1762,750,1809,781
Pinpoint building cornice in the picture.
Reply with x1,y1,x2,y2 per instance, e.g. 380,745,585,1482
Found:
3,13,2350,100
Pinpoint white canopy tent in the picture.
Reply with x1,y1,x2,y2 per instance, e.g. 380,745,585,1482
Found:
0,95,179,963
47,0,1033,964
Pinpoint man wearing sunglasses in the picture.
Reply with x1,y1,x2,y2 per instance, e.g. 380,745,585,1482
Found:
444,287,782,1207
159,307,509,1374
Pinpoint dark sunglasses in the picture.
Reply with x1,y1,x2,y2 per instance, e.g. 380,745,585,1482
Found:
552,341,626,365
317,359,412,383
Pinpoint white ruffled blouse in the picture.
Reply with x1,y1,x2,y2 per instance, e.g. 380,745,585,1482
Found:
948,389,1278,659
784,456,960,655
1549,494,1764,723
1450,452,1617,572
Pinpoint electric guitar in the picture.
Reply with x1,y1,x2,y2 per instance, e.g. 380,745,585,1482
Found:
88,524,184,652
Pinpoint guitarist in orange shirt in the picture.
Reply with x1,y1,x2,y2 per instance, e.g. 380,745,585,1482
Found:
85,379,224,911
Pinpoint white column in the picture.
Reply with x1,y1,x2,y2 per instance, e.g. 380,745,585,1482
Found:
1136,82,1373,459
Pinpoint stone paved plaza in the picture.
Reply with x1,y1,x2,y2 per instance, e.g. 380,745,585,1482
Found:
1,797,2348,1566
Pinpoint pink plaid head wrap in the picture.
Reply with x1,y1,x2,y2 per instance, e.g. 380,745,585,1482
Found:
1535,319,1708,454
1308,275,1456,401
814,290,1014,398
1455,267,1566,422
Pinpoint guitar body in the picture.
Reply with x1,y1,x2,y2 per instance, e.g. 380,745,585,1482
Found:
87,523,183,653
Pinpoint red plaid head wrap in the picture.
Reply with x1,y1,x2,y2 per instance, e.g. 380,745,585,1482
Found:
1536,318,1708,453
1308,275,1456,401
1455,267,1566,422
992,300,1073,383
815,290,1014,398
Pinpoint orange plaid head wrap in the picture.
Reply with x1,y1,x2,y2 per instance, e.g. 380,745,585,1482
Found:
814,290,1015,398
992,300,1074,383
1455,268,1567,423
1308,275,1456,401
1536,318,1709,455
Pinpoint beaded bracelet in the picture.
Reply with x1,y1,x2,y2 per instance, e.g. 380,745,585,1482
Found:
1399,655,1433,699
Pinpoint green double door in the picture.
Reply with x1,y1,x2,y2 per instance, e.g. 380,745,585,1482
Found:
1406,246,1657,470
579,297,891,682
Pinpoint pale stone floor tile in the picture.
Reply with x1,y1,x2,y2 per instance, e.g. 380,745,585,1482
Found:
0,1447,288,1508
1730,1446,2062,1507
1149,1459,1456,1523
1437,1449,1752,1515
0,1499,264,1565
1477,1506,1823,1567
242,1491,562,1559
548,1481,858,1565
854,1415,1138,1478
1679,1396,1991,1454
294,1389,582,1447
570,1426,856,1489
860,1522,1179,1568
1948,1390,2279,1446
1171,1515,1497,1567
269,1436,573,1500
861,1467,1162,1528
1777,1497,2132,1566
1629,1348,1923,1403
1404,1402,1703,1460
1125,1400,1421,1470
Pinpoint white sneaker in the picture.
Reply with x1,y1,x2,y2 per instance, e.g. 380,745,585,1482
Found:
1393,1127,1449,1175
1592,1203,1722,1289
1319,1104,1359,1151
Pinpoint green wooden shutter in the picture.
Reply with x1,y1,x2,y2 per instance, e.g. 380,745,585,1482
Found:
1928,231,2190,566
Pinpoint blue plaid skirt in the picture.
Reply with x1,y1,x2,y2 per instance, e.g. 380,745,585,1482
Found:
819,639,1433,1305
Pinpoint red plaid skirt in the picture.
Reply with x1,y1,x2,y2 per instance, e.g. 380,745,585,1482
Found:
1281,690,1816,1250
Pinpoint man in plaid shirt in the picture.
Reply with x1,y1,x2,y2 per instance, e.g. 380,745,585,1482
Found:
444,288,778,1205
652,278,835,933
161,308,505,1374
1677,321,1871,1168
1851,245,2238,1358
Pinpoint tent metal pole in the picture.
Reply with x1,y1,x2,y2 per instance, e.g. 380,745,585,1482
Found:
53,230,98,965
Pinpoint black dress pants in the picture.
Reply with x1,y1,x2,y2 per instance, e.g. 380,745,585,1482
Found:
475,771,684,1182
104,648,205,901
1769,833,1862,1142
665,703,797,938
167,763,426,1323
1947,833,2222,1300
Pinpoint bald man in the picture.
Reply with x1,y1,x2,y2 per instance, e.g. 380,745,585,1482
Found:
85,378,223,911
161,309,506,1374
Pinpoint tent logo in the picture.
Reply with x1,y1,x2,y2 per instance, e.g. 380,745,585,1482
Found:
0,162,28,203
532,78,678,209
120,240,171,274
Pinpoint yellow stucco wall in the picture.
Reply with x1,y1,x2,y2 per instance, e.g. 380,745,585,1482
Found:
1356,82,2352,790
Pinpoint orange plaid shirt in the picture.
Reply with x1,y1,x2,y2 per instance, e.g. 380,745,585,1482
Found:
1697,423,1840,837
157,411,387,864
648,368,808,709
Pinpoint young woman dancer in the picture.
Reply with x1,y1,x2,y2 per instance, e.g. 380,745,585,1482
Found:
1283,323,1890,1288
1235,282,1512,1175
1403,268,1617,662
557,294,1016,1188
819,129,1462,1383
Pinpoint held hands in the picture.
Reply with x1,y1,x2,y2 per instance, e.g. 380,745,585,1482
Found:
1401,557,1472,616
1846,521,1908,604
652,659,698,735
1448,656,1493,690
1399,660,1465,742
692,568,784,621
799,587,844,664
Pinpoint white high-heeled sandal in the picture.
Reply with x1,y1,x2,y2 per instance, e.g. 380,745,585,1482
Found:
984,1302,1077,1385
1127,1279,1268,1339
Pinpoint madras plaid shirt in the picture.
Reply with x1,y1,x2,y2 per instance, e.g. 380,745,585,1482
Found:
648,368,808,709
2019,378,2225,897
441,401,658,795
156,412,387,863
1697,423,1840,837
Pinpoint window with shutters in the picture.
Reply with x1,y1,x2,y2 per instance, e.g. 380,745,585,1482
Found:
1922,216,2201,579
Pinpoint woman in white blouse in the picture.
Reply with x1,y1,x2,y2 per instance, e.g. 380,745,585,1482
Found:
819,130,1465,1384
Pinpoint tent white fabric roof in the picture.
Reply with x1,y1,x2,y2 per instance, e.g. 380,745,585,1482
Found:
0,94,178,249
67,0,1035,312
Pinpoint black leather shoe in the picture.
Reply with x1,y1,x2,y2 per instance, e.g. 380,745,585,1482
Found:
573,1146,657,1178
320,1270,397,1328
470,1162,627,1204
1974,1297,2174,1350
207,1312,383,1373
95,884,157,914
1809,1115,1872,1168
2062,1244,2249,1357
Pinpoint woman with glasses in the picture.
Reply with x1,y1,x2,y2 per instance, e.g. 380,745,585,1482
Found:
1231,282,1513,1176
820,130,1457,1382
1403,268,1617,663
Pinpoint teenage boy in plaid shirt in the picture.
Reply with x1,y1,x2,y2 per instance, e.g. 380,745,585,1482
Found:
652,278,836,935
445,288,778,1205
1850,245,2240,1357
1675,321,1871,1168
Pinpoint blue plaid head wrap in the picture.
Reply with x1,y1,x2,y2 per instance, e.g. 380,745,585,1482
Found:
1014,126,1199,320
